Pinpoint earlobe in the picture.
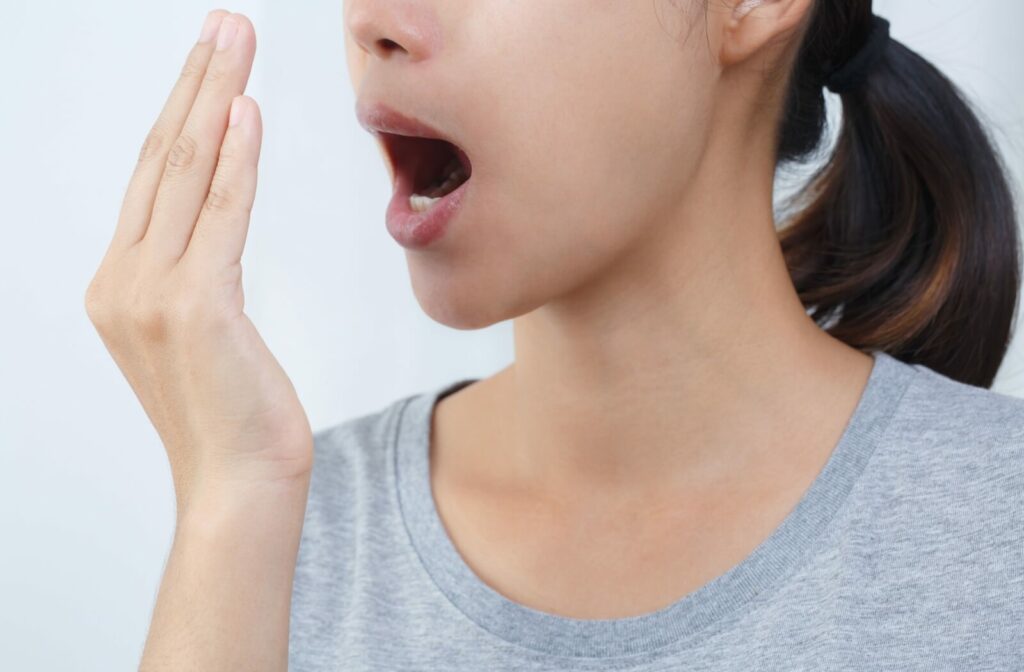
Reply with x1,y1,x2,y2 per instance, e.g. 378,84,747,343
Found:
720,0,771,68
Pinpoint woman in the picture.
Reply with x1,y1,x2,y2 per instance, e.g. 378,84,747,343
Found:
85,1,1023,669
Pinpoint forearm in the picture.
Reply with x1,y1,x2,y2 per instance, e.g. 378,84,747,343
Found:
138,475,311,672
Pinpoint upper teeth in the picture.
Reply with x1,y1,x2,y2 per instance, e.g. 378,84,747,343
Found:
409,157,469,212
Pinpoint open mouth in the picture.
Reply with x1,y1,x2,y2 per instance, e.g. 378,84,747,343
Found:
380,133,473,212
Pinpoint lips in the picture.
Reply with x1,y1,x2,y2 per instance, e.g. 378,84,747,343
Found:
384,156,470,249
355,100,474,249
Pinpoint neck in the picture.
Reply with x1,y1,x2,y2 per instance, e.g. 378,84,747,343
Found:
448,127,872,506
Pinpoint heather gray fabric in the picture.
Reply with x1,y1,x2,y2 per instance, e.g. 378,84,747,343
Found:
288,351,1024,670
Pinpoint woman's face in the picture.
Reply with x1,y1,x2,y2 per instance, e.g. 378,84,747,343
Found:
344,1,720,329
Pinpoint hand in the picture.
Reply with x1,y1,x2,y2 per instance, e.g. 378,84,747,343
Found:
85,11,313,513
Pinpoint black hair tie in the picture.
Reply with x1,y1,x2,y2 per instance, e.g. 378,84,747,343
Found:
824,14,891,94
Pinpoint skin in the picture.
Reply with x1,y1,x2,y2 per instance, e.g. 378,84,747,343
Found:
347,0,873,618
86,11,311,671
84,0,874,668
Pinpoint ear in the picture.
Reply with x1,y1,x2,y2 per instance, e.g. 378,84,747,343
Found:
716,0,814,68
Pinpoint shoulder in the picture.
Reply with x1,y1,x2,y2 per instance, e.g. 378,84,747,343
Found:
820,360,1024,647
304,390,419,507
292,388,424,586
311,394,411,463
869,360,1024,534
300,377,473,512
894,362,1024,453
290,391,421,648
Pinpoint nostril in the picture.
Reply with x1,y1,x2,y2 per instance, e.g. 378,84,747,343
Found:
346,3,439,61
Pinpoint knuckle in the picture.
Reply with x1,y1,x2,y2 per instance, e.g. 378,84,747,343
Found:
202,59,230,86
179,49,208,82
85,267,126,328
138,127,167,165
203,180,236,215
165,132,202,176
84,278,110,325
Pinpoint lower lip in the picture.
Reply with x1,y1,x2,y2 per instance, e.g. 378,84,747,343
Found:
385,170,470,249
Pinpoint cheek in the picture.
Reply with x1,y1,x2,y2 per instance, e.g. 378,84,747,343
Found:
407,2,714,323
485,44,706,247
480,85,705,282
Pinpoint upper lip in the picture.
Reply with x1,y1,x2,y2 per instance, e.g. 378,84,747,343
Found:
355,99,457,145
354,99,471,186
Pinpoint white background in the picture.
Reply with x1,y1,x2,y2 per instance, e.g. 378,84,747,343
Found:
1,1,1022,669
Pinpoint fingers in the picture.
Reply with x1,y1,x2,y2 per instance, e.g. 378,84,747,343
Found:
181,95,263,271
110,9,231,256
141,12,258,270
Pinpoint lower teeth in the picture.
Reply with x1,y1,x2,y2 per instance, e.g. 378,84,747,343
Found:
409,194,442,212
409,158,468,212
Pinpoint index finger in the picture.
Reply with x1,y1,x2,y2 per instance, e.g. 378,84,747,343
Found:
107,9,232,257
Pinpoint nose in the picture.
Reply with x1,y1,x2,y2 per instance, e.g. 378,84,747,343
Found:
345,0,441,63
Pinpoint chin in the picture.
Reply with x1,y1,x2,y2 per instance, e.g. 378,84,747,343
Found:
408,268,537,331
409,279,505,331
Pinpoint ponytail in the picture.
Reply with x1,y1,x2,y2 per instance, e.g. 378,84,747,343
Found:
776,1,1021,388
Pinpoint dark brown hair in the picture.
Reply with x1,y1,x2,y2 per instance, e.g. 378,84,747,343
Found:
772,0,1021,388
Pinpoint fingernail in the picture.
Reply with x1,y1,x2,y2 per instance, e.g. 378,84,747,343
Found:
217,16,239,51
229,97,246,127
198,11,223,44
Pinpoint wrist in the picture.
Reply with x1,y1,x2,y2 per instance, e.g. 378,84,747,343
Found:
174,473,311,542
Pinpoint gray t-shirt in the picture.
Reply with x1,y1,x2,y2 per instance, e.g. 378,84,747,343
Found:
288,351,1024,670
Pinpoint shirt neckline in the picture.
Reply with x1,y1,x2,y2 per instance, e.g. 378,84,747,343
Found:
392,350,917,659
